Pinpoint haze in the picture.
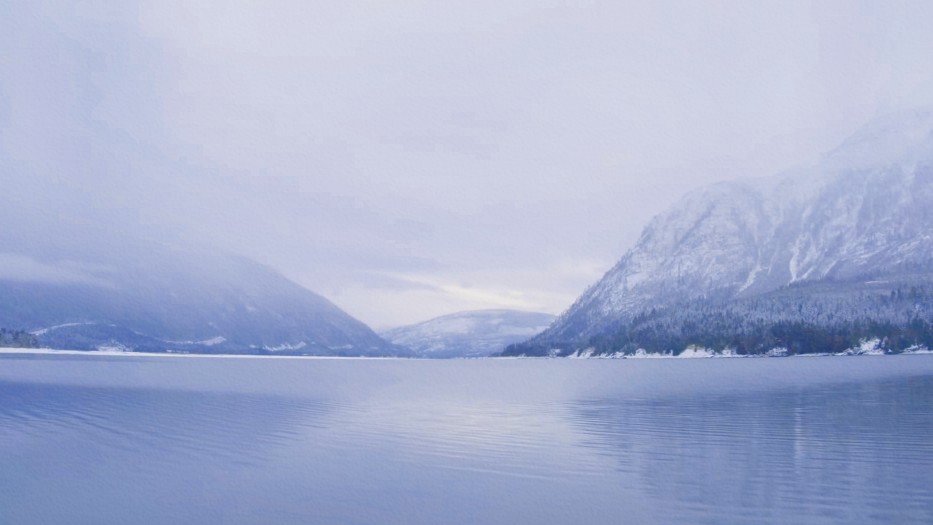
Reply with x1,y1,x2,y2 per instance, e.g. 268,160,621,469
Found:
3,1,933,328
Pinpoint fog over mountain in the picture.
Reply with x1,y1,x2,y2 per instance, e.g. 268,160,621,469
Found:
0,230,408,355
507,110,933,357
5,2,933,330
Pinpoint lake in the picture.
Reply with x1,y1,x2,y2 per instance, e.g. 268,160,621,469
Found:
2,353,932,524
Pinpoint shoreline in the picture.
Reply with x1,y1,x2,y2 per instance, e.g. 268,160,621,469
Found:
2,347,932,360
0,347,408,360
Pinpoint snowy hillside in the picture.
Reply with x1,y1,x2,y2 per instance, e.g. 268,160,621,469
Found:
0,242,408,356
508,109,933,356
382,310,555,358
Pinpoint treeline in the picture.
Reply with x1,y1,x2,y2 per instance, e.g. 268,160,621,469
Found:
0,328,39,348
504,279,933,357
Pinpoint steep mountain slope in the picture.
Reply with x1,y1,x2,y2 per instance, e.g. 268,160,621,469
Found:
507,109,933,356
0,242,407,356
381,310,555,358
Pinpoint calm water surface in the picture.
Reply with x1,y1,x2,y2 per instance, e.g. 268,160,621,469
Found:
2,354,932,524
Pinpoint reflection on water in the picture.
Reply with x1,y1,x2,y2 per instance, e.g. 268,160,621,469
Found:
571,377,933,524
1,355,932,524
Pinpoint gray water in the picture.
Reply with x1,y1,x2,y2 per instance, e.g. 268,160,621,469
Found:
2,354,933,524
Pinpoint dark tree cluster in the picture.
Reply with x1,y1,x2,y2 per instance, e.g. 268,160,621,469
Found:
504,277,933,357
0,328,39,348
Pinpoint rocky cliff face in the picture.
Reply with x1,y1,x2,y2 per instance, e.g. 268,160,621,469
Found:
514,110,933,354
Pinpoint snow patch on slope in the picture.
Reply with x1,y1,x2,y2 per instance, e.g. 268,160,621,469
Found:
532,108,933,347
164,336,227,346
30,322,96,336
263,341,308,352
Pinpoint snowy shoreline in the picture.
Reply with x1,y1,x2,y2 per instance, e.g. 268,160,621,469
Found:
0,347,406,360
2,344,933,360
560,339,933,359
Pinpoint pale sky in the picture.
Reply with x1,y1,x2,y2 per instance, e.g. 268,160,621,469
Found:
3,1,933,328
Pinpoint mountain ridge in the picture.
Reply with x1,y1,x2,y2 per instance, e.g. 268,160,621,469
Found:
506,109,933,356
382,309,555,358
0,241,409,356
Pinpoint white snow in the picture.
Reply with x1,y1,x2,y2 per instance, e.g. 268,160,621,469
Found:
563,346,747,359
568,347,596,359
719,347,738,357
542,110,933,350
628,348,671,359
678,346,716,358
263,341,308,352
164,336,227,346
858,338,885,355
738,264,763,293
788,238,802,282
95,343,132,352
30,322,95,336
836,338,885,356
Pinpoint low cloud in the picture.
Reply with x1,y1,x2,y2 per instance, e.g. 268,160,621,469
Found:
0,254,113,288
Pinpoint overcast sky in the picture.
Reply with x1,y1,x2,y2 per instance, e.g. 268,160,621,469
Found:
4,1,933,328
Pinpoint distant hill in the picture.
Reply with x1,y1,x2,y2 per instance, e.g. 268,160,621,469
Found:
0,242,408,356
382,310,555,358
506,109,933,357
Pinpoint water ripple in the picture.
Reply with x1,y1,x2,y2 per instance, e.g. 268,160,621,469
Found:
2,355,933,524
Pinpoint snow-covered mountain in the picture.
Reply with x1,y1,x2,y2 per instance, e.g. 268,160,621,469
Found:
0,241,408,356
382,310,555,358
508,109,933,356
